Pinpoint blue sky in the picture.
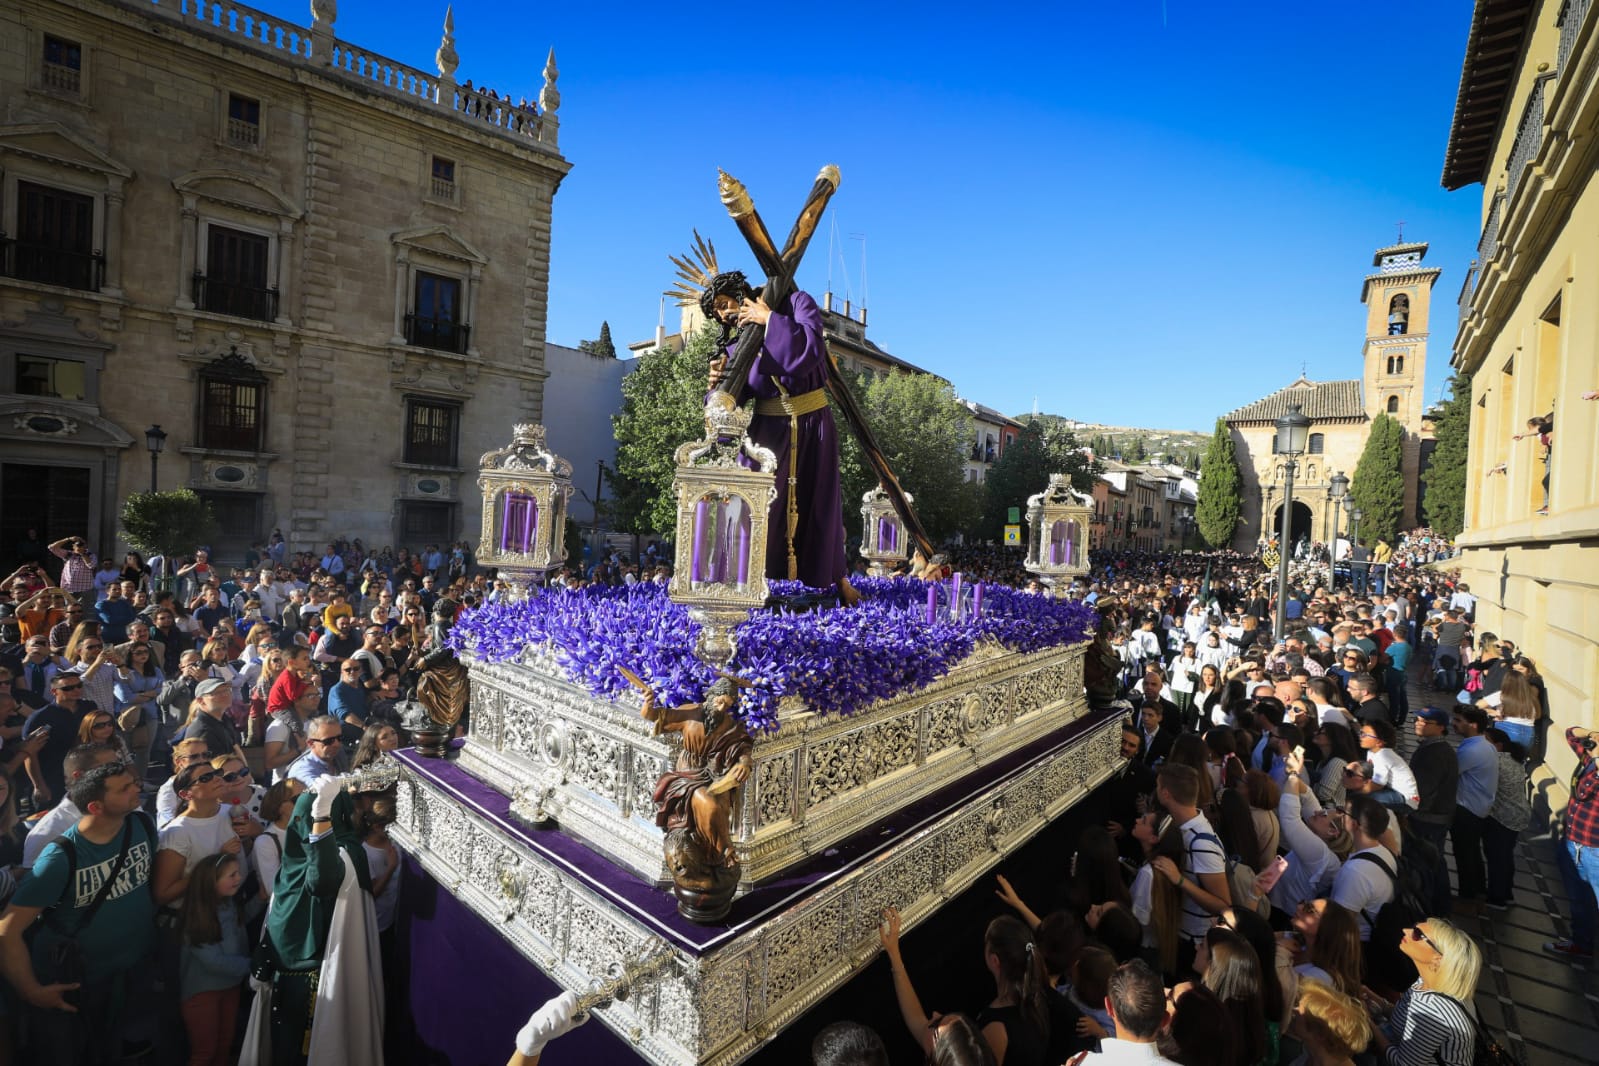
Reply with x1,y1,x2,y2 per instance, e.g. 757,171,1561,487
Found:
312,1,1480,430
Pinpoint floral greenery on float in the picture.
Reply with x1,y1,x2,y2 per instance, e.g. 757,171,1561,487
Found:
448,577,1098,734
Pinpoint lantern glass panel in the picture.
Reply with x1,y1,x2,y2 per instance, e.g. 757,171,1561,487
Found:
1048,519,1074,566
877,515,898,553
690,494,751,586
499,492,538,554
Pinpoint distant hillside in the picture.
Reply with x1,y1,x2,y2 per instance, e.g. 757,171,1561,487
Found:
1014,413,1211,468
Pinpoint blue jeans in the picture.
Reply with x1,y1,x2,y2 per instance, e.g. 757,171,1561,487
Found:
1559,838,1599,950
1371,787,1412,814
1498,720,1534,750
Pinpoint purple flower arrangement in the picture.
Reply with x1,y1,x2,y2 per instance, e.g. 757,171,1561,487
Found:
448,578,1097,734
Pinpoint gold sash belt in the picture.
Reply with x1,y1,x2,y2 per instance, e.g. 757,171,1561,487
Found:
754,388,829,418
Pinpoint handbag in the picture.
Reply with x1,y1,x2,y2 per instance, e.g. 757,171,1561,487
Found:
37,818,136,989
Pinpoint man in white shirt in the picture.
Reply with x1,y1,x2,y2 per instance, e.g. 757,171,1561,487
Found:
1352,719,1419,810
1153,764,1231,963
1078,959,1181,1065
20,743,121,867
1330,796,1398,940
254,568,286,620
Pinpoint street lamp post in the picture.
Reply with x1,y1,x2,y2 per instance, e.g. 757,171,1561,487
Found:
1272,404,1311,639
1326,471,1348,593
144,424,167,493
1350,506,1365,592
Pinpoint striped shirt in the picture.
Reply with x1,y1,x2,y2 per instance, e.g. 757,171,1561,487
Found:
1381,982,1476,1066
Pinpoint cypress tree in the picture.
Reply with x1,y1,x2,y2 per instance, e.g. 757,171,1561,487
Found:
1350,412,1406,545
1195,418,1242,548
1423,374,1470,539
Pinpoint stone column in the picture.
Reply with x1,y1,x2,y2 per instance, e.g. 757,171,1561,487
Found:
102,180,125,297
391,249,410,345
177,196,198,310
465,262,482,356
275,219,295,326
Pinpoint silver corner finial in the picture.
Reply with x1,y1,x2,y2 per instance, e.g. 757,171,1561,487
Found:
436,5,459,79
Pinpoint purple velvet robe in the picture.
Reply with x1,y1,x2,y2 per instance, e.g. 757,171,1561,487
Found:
728,289,847,588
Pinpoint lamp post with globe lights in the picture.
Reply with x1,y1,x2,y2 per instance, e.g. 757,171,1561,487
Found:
1272,404,1311,638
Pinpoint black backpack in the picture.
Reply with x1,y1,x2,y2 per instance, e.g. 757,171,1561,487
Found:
1352,848,1429,995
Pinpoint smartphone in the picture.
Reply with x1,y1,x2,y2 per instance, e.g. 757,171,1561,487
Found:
1256,854,1290,894
28,726,51,739
1292,745,1306,764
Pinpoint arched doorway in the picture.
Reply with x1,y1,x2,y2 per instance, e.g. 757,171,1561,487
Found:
1271,500,1315,552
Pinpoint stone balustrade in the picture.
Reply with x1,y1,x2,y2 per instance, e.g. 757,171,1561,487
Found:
129,0,559,149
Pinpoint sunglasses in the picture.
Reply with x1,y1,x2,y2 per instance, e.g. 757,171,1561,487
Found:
189,769,222,786
309,736,342,746
91,719,114,728
1407,926,1442,954
219,768,251,783
57,683,84,692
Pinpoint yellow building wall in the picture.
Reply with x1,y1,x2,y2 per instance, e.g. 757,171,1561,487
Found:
1454,43,1599,790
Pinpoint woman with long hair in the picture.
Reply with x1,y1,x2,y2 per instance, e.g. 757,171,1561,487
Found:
121,550,149,590
1243,771,1283,873
1198,926,1272,1065
1194,663,1227,728
1364,919,1482,1066
77,707,134,764
1291,900,1363,998
0,770,25,870
1483,727,1531,909
1486,670,1540,752
1155,985,1239,1066
1168,734,1216,813
1509,655,1550,767
974,914,1053,1065
1226,906,1291,1033
1214,788,1263,874
1291,979,1372,1066
1203,727,1245,795
1311,723,1361,807
1125,813,1185,979
114,639,164,778
351,721,402,772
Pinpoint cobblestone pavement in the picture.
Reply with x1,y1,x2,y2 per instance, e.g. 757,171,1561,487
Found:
1395,664,1598,1066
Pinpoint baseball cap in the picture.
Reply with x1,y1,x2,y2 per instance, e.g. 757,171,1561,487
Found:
195,678,230,697
1415,707,1450,726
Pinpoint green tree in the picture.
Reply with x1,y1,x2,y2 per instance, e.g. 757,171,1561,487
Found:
1128,436,1147,462
1350,412,1406,545
981,420,1099,541
578,321,617,359
1195,418,1242,548
837,370,978,545
119,490,218,565
1423,375,1471,539
609,325,719,534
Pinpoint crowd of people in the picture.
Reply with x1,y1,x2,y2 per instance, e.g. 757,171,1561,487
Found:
796,534,1537,1066
0,522,1560,1066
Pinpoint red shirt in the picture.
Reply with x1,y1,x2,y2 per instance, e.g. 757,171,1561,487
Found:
1564,729,1599,847
267,669,311,714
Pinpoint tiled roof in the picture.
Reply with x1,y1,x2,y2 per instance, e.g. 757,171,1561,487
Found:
1225,377,1366,423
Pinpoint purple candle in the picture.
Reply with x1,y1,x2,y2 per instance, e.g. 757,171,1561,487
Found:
973,582,983,620
926,584,937,625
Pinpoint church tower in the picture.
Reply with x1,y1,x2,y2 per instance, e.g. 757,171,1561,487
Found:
1359,240,1440,529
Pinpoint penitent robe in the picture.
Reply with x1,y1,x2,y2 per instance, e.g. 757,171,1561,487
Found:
728,289,847,588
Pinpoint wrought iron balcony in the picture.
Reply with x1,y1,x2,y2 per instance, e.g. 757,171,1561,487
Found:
1560,0,1593,77
1505,79,1549,206
193,273,278,321
0,235,104,291
1477,195,1502,266
1457,261,1478,328
405,312,471,353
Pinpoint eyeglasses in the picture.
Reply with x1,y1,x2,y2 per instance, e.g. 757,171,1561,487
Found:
56,683,83,692
309,735,342,746
189,769,222,786
91,719,114,729
82,644,103,651
219,768,251,783
1360,732,1378,740
1407,926,1442,954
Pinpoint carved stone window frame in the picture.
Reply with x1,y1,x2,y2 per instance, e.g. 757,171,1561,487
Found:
390,225,486,357
216,88,269,154
0,123,131,298
172,170,300,326
421,152,461,209
32,27,90,103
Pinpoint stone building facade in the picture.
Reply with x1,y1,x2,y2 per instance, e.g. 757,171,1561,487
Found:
1443,0,1599,787
1223,242,1438,551
0,0,568,564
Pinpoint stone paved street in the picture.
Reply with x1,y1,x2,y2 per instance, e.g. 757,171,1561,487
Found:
1396,664,1599,1066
